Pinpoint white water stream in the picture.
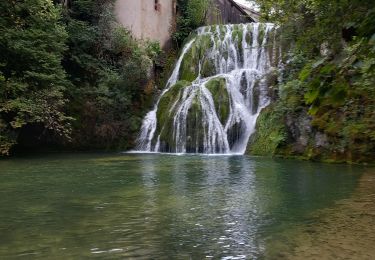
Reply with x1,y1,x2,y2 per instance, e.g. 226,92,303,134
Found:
137,23,281,154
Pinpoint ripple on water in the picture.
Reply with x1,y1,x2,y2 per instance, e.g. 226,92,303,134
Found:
0,153,365,259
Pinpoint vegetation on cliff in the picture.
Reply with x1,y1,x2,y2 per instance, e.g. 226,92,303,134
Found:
248,0,375,163
0,0,160,155
59,0,160,151
1,0,374,162
173,0,211,46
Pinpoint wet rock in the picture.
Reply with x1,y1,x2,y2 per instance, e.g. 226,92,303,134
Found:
314,132,329,148
285,111,313,153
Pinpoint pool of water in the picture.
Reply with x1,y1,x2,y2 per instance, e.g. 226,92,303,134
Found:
0,153,363,258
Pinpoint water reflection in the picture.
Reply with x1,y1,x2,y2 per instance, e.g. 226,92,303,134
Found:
0,153,362,259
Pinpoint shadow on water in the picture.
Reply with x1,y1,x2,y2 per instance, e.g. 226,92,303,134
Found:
0,153,365,258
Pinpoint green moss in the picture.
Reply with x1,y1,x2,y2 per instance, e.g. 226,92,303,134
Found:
266,28,276,65
157,81,190,127
258,23,266,46
156,50,178,92
197,34,213,58
247,105,287,156
157,115,176,150
155,81,191,150
252,80,260,114
205,77,230,125
231,28,243,42
231,27,244,53
179,34,214,82
185,95,204,152
219,24,226,40
155,77,231,150
201,58,216,78
245,27,252,45
214,33,221,46
179,46,199,82
211,26,219,39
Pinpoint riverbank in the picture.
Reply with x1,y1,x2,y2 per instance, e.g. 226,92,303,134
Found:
266,169,375,259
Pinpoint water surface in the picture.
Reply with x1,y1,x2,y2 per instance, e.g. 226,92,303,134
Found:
0,153,363,258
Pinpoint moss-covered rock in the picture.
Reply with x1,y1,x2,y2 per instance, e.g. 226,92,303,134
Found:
251,80,261,114
179,46,199,82
205,77,230,125
227,121,245,149
231,27,244,61
266,27,277,66
239,72,248,96
219,25,226,39
185,94,204,153
201,58,216,78
155,76,232,152
247,105,287,156
179,34,214,82
155,80,191,150
246,24,253,44
197,34,213,57
157,81,190,124
231,27,243,43
258,23,266,46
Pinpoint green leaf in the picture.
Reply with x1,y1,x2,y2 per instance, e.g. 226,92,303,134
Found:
299,65,312,81
304,88,320,104
308,105,319,115
312,58,326,69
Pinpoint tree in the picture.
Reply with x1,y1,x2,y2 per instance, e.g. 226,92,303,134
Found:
173,0,211,46
61,0,161,150
0,0,71,155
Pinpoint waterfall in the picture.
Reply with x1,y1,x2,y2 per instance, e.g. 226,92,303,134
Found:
137,23,282,154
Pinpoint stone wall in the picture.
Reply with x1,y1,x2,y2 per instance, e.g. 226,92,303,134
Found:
115,0,254,49
115,0,176,49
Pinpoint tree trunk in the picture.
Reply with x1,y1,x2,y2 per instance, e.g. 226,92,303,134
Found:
61,0,70,8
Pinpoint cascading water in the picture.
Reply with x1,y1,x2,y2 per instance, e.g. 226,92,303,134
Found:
137,23,282,154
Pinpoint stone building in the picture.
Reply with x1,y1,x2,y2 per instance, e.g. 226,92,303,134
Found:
115,0,258,49
115,0,176,49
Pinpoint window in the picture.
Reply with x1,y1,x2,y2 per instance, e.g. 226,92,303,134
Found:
173,0,177,14
154,0,161,11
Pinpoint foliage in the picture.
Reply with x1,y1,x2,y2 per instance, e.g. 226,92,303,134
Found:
0,0,162,155
0,0,71,155
61,0,161,150
173,0,211,46
247,105,287,156
250,0,375,162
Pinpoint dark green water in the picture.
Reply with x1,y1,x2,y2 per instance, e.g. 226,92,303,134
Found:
0,153,362,259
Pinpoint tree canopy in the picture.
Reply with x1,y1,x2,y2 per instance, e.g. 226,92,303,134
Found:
0,0,71,155
0,0,161,155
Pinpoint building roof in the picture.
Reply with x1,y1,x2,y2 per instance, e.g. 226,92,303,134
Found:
227,0,260,22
